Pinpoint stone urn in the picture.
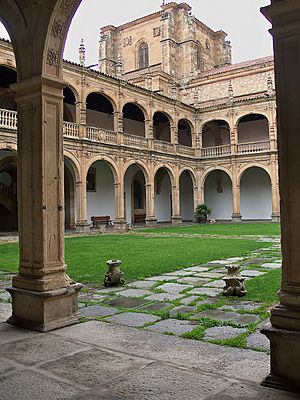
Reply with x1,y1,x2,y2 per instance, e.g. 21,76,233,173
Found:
104,259,124,287
223,264,247,297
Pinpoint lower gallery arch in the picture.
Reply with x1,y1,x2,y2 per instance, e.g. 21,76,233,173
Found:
86,160,115,225
0,149,17,231
240,167,272,220
179,170,194,221
64,157,76,229
124,164,146,224
204,169,233,220
154,167,172,222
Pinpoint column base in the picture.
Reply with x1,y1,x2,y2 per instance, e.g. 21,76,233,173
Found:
6,283,82,332
231,213,242,222
271,213,281,223
75,221,90,233
261,322,300,392
145,217,157,226
171,216,182,225
113,219,127,231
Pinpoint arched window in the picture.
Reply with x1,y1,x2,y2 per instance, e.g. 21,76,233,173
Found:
138,42,149,69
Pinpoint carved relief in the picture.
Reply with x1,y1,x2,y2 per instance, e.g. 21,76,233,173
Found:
51,20,64,39
59,0,77,13
46,49,59,67
123,36,132,47
153,27,161,37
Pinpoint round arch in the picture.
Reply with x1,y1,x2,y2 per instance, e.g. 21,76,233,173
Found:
201,119,231,148
239,166,272,220
237,163,271,186
123,160,150,185
63,150,81,182
178,167,197,188
201,166,233,189
0,143,17,152
153,164,175,187
179,169,195,221
84,155,119,184
122,101,149,121
153,110,174,127
84,90,117,113
200,117,231,133
178,119,193,147
235,112,270,126
203,168,233,221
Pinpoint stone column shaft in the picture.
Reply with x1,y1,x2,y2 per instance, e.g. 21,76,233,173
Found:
145,183,157,224
171,185,182,224
7,75,81,331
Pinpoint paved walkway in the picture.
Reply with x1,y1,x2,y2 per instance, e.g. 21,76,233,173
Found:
1,236,297,398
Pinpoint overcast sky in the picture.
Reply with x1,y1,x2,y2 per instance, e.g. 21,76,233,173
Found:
0,0,272,66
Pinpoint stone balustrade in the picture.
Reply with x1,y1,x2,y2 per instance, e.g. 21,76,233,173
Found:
0,108,273,158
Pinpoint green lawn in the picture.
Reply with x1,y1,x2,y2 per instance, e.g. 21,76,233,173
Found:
138,222,281,236
0,234,272,284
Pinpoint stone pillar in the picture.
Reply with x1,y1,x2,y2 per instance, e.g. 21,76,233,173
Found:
114,111,124,145
145,119,154,150
145,183,157,225
6,75,82,332
270,156,280,222
261,1,300,391
114,182,126,229
231,169,241,222
75,178,90,232
171,185,182,224
171,126,178,152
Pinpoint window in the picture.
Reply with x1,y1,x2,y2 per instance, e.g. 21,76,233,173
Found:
196,48,202,70
138,42,149,69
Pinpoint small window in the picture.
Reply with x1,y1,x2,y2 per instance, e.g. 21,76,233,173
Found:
196,48,202,70
86,168,96,192
138,42,149,69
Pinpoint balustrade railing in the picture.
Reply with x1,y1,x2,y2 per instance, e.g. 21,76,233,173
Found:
123,133,148,149
237,140,270,154
201,144,231,158
85,126,117,144
0,108,17,130
153,139,174,153
63,122,80,138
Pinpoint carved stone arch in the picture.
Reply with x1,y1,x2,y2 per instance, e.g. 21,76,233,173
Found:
84,90,117,113
237,163,271,186
152,110,174,127
153,164,176,187
200,117,231,133
63,150,81,182
178,167,197,188
121,100,149,121
0,142,17,152
200,166,233,189
178,117,195,132
235,112,270,127
84,155,119,183
44,0,82,78
63,80,80,103
123,160,150,185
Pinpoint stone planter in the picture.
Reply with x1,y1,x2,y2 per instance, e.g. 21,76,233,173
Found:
104,259,124,287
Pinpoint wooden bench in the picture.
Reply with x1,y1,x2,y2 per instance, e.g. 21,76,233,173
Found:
91,215,112,227
134,213,146,223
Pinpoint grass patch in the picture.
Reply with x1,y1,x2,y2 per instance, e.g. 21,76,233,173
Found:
138,222,280,236
245,268,281,304
0,234,272,284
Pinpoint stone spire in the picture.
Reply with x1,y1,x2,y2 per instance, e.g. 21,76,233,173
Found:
228,80,234,105
79,38,86,67
116,54,123,78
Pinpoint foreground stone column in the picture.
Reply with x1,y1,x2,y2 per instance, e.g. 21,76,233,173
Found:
7,75,82,332
75,178,90,232
171,185,182,224
145,183,157,225
261,0,300,391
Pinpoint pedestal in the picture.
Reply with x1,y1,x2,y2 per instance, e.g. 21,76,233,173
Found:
75,221,90,233
171,216,182,225
231,213,242,222
6,283,82,332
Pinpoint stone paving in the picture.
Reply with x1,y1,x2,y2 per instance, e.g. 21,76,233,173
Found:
0,241,282,355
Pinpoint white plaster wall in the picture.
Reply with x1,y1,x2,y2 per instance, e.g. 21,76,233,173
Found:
86,109,114,130
204,171,233,220
238,119,269,143
87,161,115,223
240,167,272,220
180,172,194,221
154,173,171,222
